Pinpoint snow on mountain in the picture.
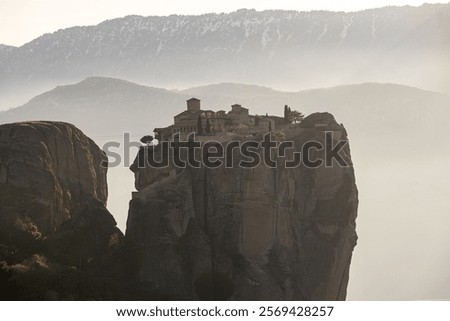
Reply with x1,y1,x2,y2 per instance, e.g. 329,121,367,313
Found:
1,4,450,107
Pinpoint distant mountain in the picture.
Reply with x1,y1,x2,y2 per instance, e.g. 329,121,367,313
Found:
0,77,189,139
1,4,450,107
0,44,15,54
0,77,448,157
184,82,450,156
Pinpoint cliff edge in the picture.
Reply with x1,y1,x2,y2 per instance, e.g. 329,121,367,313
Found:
0,121,123,300
127,112,358,300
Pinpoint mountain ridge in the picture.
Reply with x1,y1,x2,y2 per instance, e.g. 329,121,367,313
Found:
4,3,449,49
183,81,448,97
2,76,447,117
1,3,449,107
0,77,448,154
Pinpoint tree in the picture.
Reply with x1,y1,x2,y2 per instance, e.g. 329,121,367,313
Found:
289,110,305,124
197,115,203,135
205,118,211,134
284,105,294,124
284,105,289,122
140,135,154,145
255,115,261,126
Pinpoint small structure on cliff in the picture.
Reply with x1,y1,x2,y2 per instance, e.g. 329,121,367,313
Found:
154,98,290,141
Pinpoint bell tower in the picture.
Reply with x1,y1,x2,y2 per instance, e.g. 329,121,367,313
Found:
187,97,201,111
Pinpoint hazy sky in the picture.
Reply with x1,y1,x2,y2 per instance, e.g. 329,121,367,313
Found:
0,0,447,46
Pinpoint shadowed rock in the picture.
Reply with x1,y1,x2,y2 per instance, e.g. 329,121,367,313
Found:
127,112,358,300
0,121,123,300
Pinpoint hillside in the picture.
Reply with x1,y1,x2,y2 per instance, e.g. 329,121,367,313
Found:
0,77,188,139
1,4,450,106
1,77,448,155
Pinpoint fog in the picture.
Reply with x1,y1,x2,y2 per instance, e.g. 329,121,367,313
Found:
347,153,450,300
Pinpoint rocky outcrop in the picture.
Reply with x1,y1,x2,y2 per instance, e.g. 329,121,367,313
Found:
0,115,358,300
0,121,108,234
0,121,123,300
127,112,358,300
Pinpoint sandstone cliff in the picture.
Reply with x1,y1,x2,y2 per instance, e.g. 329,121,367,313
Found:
0,121,108,232
0,121,123,300
0,115,358,300
127,112,358,300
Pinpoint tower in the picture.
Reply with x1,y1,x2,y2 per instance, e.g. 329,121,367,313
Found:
187,98,201,111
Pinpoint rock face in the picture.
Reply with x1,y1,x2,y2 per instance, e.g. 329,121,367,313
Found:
127,112,358,300
0,121,108,234
0,121,123,300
